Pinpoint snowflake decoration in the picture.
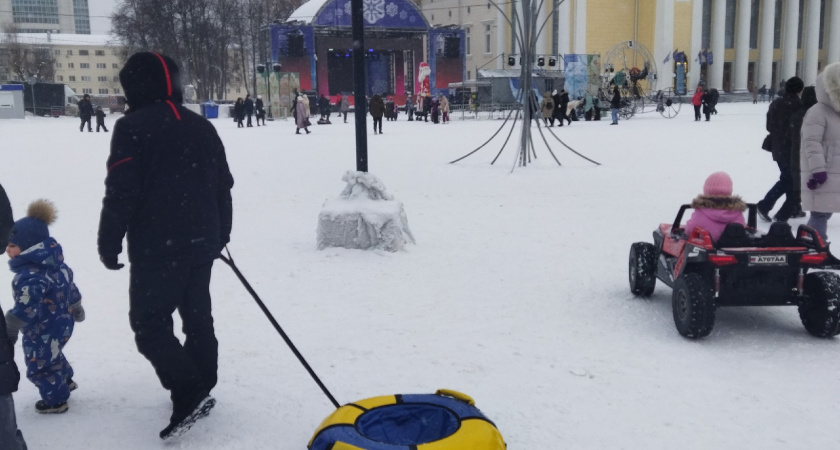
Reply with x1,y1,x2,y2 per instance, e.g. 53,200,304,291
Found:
386,2,398,17
363,0,385,23
435,34,445,53
399,10,407,19
409,15,415,23
344,2,351,15
335,6,344,17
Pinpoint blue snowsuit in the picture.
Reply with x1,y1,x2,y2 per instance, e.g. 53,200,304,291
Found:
8,238,81,406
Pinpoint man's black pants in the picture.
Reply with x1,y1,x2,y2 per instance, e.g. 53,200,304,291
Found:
129,258,218,417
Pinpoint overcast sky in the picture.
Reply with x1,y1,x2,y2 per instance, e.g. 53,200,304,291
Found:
88,0,117,35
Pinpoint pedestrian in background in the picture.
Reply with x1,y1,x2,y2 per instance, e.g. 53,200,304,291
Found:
77,94,93,132
244,94,254,127
610,84,621,125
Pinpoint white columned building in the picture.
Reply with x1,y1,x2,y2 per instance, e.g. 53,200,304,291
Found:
536,0,548,57
758,0,775,89
573,0,586,54
654,0,675,88
732,0,752,92
709,0,727,89
781,0,800,79
802,0,821,84
827,0,840,65
690,0,704,88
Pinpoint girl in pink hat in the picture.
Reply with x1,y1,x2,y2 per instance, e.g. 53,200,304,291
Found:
685,172,747,241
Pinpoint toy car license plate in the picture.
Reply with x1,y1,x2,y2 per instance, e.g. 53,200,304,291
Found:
749,254,787,265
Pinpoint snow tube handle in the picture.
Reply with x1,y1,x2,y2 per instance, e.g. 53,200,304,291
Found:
435,389,475,406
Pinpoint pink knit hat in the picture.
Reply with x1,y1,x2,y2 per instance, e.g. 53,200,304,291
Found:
703,171,733,196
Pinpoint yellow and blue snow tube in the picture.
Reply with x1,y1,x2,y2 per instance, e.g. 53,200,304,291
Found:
308,389,506,450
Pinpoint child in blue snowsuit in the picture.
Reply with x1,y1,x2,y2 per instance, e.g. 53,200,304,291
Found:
4,200,84,414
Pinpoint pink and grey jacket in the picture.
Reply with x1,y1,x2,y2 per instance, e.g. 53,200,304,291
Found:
684,195,747,242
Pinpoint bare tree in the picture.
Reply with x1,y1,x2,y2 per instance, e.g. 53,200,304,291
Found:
1,29,56,82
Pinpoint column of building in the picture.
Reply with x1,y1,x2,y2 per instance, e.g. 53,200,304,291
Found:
732,0,752,92
557,0,571,58
758,0,775,89
827,0,840,65
573,0,586,54
708,0,726,89
801,0,821,84
654,0,675,87
781,0,799,80
497,5,507,69
689,0,704,88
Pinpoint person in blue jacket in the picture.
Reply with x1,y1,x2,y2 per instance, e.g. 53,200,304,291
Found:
5,200,84,415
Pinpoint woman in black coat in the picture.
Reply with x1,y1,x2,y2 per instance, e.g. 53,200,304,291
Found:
701,89,713,121
234,97,245,128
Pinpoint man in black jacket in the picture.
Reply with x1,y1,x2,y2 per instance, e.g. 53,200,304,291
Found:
98,52,234,440
244,94,254,127
0,183,26,450
78,94,94,132
757,77,804,222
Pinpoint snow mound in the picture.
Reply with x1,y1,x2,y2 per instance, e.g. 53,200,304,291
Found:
316,171,415,252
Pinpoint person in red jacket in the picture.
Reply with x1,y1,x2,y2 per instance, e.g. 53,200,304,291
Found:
691,86,703,121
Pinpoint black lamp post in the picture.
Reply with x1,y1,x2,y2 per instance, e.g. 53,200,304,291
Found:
256,62,282,121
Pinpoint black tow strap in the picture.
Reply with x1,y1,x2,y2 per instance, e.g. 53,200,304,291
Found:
219,248,341,409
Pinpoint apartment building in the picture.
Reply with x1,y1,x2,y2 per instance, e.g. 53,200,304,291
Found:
0,0,91,34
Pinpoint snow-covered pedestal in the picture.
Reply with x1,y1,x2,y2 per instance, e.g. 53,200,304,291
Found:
317,171,415,252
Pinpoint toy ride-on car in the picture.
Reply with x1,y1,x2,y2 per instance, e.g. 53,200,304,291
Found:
629,203,840,339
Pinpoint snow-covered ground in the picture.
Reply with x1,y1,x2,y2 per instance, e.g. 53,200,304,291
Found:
1,103,838,449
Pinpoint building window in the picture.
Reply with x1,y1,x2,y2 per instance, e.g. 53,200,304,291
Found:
448,10,452,17
55,62,62,68
82,88,92,94
54,49,60,55
79,50,89,56
95,50,105,56
57,75,63,81
80,63,90,69
487,2,491,8
467,70,471,80
98,76,107,82
69,76,76,81
99,88,109,94
431,14,434,21
466,28,471,55
68,63,74,68
114,88,120,94
66,50,73,55
467,6,470,13
96,63,106,69
113,76,119,82
112,63,119,68
81,76,91,81
485,25,492,53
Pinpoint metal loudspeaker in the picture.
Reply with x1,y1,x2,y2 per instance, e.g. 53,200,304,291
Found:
537,56,545,67
272,63,282,72
548,57,556,67
508,55,516,66
256,64,266,73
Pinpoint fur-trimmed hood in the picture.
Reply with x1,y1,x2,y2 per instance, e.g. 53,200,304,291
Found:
816,62,840,114
691,195,747,211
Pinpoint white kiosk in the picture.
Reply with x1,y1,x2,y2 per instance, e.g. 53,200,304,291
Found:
0,85,25,119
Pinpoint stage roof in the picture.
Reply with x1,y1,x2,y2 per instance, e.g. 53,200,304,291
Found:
287,0,429,29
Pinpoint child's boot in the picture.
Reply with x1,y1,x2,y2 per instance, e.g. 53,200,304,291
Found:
35,400,68,414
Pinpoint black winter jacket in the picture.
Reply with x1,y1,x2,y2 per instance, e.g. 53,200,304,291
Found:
244,98,254,115
766,93,802,161
78,99,94,119
98,101,234,266
0,184,18,395
610,88,622,109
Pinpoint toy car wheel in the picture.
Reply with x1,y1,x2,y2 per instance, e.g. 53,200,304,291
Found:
629,242,657,296
799,272,840,338
672,273,715,338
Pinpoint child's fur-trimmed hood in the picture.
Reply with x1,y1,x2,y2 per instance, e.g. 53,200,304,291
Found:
691,195,747,211
817,62,840,114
